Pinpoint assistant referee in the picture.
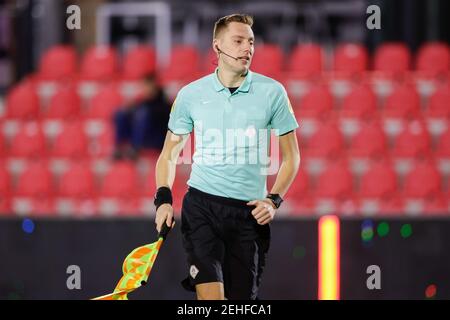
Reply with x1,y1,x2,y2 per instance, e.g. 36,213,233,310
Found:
154,13,300,300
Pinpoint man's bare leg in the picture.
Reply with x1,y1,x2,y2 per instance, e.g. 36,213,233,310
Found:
196,282,225,300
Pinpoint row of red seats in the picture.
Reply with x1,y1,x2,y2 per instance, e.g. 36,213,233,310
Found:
1,118,449,160
3,78,448,125
0,159,448,217
36,42,449,83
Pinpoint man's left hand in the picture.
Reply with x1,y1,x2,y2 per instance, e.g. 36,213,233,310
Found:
246,199,276,225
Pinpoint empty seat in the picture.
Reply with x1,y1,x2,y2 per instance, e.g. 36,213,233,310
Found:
374,43,411,75
304,122,344,158
416,42,450,77
50,121,87,158
100,163,138,197
59,164,95,198
315,163,353,198
348,123,387,158
436,129,450,158
298,85,333,118
85,85,123,119
251,44,283,78
14,163,53,197
86,121,114,157
392,121,431,158
340,84,377,119
80,46,118,81
0,131,5,157
426,85,450,118
333,43,368,76
287,43,324,77
6,83,40,120
403,163,441,198
0,164,10,213
360,162,397,198
9,122,46,158
123,45,156,80
45,86,81,120
161,45,200,83
38,45,77,80
0,165,10,195
383,84,420,118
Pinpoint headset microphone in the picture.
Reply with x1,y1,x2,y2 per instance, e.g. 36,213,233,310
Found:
216,46,240,61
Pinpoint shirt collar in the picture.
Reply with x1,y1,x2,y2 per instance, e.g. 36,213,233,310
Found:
213,67,253,93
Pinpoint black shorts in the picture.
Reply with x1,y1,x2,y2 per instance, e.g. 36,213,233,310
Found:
180,187,271,300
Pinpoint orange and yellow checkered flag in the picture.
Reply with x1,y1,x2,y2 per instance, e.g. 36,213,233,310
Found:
92,223,173,300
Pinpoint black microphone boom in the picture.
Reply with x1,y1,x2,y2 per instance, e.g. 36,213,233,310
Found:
216,47,239,61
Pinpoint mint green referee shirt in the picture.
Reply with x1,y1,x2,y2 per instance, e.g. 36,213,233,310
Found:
168,68,299,201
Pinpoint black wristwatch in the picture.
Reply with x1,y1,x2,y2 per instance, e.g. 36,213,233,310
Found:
266,193,283,209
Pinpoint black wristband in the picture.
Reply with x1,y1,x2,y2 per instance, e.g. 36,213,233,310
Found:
154,186,173,210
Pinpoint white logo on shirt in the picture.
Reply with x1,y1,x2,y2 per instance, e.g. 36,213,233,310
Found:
190,265,199,279
202,100,212,104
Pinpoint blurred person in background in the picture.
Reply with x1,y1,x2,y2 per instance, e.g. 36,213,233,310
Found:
113,73,170,160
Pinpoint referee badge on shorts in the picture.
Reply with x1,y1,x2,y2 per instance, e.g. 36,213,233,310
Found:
190,265,199,279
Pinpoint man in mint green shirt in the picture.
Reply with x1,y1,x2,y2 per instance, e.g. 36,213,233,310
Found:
154,14,300,300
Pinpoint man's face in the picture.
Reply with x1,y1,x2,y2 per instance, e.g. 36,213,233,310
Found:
214,22,255,74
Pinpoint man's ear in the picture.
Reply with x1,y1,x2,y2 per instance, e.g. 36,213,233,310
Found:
212,39,220,54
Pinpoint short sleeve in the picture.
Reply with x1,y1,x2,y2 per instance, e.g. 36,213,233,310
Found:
269,84,299,136
167,89,193,135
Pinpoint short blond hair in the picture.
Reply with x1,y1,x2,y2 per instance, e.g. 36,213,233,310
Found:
213,14,254,39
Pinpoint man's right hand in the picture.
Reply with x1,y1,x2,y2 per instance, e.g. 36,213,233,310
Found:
155,203,174,233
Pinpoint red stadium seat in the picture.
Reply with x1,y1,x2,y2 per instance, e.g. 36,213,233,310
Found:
360,162,397,198
392,120,431,158
9,122,46,158
436,128,450,158
50,121,87,158
0,164,11,214
0,165,10,195
251,44,283,78
100,162,138,197
14,163,53,197
161,45,200,84
304,122,344,158
348,122,387,158
403,162,441,198
383,84,421,118
45,86,81,120
80,46,118,81
59,164,95,198
85,85,123,120
340,84,377,120
374,43,411,75
427,85,450,118
0,130,5,157
6,83,40,120
87,122,114,157
287,43,324,77
416,42,450,78
123,45,156,80
333,43,368,76
284,170,315,215
298,85,333,118
38,45,77,80
315,163,353,199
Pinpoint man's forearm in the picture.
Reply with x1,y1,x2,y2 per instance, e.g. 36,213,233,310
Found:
269,156,300,198
155,155,178,189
